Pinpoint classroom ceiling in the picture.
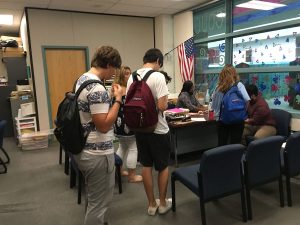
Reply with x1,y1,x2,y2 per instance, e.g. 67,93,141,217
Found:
0,0,215,36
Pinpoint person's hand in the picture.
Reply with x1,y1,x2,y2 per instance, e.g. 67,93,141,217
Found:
198,105,207,112
112,83,122,101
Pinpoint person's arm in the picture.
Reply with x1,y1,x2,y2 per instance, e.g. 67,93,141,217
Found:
91,83,122,133
250,104,270,125
155,72,169,112
157,95,168,112
179,92,199,112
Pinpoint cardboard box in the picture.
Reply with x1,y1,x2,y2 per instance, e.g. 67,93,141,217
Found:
2,47,24,52
1,47,25,57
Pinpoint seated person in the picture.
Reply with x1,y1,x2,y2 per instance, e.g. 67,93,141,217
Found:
176,80,204,112
241,84,276,145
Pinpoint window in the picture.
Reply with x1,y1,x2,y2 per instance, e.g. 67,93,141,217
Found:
232,26,300,68
233,0,300,32
193,1,300,116
193,3,225,39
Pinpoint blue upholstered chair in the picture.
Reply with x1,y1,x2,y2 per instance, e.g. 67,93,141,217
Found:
243,135,285,220
282,131,300,207
271,109,291,140
245,109,291,145
0,120,10,174
171,144,247,225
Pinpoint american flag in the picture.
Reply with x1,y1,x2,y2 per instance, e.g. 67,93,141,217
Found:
177,37,194,82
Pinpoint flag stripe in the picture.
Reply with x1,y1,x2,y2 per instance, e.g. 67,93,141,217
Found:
177,37,194,82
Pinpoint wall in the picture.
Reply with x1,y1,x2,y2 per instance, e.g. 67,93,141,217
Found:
155,15,175,93
26,8,154,131
173,11,193,93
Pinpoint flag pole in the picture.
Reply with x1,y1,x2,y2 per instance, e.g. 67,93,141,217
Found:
163,36,194,57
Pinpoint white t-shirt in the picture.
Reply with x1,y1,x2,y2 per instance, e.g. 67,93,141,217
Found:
126,68,169,134
75,73,114,155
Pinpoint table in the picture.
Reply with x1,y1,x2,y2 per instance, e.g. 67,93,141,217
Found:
168,117,218,167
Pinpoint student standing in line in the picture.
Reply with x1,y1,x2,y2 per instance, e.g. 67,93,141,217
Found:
241,84,276,145
74,46,122,225
211,64,250,146
126,48,172,216
113,66,142,182
176,80,205,112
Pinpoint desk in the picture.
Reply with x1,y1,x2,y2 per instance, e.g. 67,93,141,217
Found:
168,118,218,167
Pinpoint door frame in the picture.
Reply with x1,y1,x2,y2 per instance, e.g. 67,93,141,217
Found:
41,46,89,128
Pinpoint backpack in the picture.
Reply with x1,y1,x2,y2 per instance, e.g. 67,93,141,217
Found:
0,39,18,48
54,79,104,154
124,70,158,133
220,83,247,124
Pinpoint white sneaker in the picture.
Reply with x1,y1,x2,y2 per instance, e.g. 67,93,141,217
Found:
158,198,172,215
147,199,160,216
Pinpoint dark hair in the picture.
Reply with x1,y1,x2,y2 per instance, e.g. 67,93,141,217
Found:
143,48,164,67
160,71,172,84
180,80,194,95
91,46,122,69
246,84,258,97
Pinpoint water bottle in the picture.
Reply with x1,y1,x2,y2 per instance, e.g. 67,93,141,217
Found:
205,89,210,105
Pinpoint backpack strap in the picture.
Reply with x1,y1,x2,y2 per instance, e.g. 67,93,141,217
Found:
131,70,155,82
131,71,139,82
75,79,105,98
142,70,155,82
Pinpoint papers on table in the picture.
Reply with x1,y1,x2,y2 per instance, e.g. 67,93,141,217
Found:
191,117,206,122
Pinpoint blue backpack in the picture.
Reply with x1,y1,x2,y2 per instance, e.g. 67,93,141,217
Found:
220,84,247,124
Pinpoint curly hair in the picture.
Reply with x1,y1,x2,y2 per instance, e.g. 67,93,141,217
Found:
114,66,131,87
91,46,122,69
217,64,239,92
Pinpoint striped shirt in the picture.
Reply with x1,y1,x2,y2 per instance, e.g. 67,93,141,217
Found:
75,73,114,155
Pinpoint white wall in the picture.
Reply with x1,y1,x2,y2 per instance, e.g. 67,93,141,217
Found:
26,8,154,131
155,15,175,93
173,11,193,93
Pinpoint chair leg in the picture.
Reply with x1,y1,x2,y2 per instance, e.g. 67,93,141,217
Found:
59,145,62,165
199,199,206,225
171,175,176,212
279,175,284,207
0,157,7,174
115,165,122,194
70,164,76,188
286,175,292,207
245,186,252,220
78,171,82,204
0,147,10,164
240,190,247,222
64,151,69,175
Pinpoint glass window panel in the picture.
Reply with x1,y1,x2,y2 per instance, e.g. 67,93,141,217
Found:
238,72,300,115
232,26,300,68
193,3,225,40
194,73,219,105
233,0,300,32
195,40,226,75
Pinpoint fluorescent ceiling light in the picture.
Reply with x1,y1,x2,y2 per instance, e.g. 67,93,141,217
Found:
216,13,226,18
234,16,300,32
236,0,286,11
0,14,13,25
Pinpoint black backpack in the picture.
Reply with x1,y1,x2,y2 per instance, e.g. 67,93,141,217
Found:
54,79,104,154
